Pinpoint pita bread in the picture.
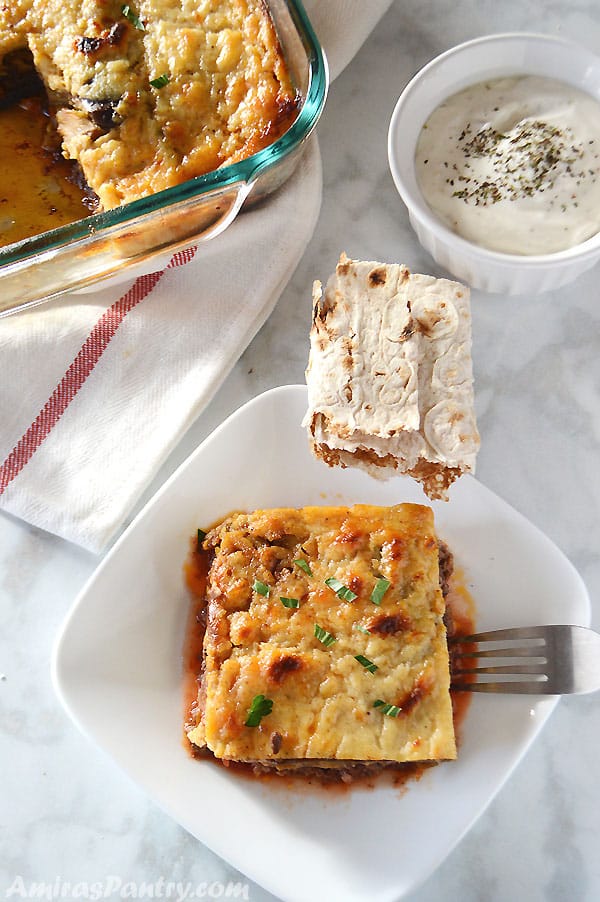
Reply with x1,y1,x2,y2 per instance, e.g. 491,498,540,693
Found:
303,254,480,499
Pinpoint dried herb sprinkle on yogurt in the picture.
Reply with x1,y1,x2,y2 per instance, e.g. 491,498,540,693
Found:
415,75,600,254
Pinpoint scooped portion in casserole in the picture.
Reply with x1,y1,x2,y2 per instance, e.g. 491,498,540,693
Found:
186,504,457,779
0,0,299,211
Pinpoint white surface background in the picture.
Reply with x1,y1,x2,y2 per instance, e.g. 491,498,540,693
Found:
2,1,600,901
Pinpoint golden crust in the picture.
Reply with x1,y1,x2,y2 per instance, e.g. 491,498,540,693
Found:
0,0,298,209
187,504,457,765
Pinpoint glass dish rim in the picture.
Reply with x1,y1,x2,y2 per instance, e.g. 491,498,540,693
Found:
0,0,327,268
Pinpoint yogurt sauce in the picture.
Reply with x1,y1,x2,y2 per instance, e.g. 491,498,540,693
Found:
415,75,600,255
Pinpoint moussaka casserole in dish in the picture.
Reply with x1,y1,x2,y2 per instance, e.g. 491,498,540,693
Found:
0,0,299,210
186,504,457,777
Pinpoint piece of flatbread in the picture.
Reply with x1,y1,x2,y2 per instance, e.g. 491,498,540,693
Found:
303,253,480,500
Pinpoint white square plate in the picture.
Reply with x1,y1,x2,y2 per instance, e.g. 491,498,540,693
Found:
53,385,591,902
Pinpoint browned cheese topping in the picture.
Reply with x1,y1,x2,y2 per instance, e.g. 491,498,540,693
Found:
187,504,457,770
0,1,299,211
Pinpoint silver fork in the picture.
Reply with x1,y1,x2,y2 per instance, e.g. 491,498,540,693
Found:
449,625,600,694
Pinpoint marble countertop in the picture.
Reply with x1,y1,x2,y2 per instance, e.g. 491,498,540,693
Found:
2,1,600,900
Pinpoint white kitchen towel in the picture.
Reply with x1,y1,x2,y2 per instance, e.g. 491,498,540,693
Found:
0,0,394,552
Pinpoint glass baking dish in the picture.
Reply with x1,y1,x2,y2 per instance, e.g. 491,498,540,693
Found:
0,0,327,317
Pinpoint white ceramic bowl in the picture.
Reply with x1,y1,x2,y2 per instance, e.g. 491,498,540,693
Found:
388,33,600,295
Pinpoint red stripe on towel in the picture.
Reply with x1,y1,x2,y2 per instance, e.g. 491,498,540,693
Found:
0,247,197,495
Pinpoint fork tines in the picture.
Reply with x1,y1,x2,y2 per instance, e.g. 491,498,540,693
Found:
449,624,600,695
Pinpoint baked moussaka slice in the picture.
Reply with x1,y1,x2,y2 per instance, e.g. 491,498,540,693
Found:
186,504,457,775
303,254,480,500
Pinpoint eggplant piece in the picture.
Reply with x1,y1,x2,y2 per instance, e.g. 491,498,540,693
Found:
0,48,44,108
79,97,121,131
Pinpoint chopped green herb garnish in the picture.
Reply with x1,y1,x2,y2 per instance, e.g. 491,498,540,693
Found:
293,558,313,576
354,654,378,673
353,623,371,635
121,4,145,29
197,528,206,547
253,579,270,597
280,597,300,609
373,699,401,717
325,576,357,602
370,577,391,605
245,694,273,727
314,624,336,647
150,73,170,89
